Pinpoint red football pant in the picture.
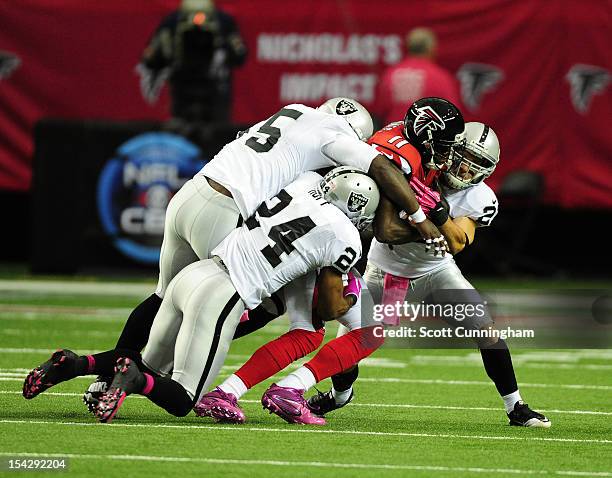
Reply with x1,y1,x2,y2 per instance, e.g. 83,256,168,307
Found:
235,328,325,389
304,326,383,382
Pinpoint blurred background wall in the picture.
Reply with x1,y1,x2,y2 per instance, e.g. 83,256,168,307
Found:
0,0,610,277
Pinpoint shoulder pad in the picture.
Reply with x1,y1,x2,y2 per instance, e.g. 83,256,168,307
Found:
447,182,499,227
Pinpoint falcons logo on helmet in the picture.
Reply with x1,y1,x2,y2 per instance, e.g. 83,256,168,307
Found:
0,51,21,80
566,64,610,114
456,63,504,112
412,105,447,137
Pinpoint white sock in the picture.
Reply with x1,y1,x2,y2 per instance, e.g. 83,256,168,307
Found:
332,386,352,405
218,374,248,399
502,390,523,413
277,366,317,391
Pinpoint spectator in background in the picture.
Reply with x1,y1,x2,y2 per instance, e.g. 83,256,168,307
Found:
372,27,461,127
137,0,247,124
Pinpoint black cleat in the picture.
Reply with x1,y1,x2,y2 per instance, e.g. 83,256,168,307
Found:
507,401,551,428
306,388,353,417
94,358,144,423
83,375,112,414
23,349,79,399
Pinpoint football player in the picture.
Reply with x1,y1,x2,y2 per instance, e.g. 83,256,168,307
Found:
190,97,469,425
23,168,380,423
308,122,551,428
81,97,452,404
193,263,375,425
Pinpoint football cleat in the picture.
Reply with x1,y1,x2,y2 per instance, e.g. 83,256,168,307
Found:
507,401,551,428
23,349,79,399
261,384,326,425
194,387,246,424
307,388,353,417
94,358,144,424
83,375,112,414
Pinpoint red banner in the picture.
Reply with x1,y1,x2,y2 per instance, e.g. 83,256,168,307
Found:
1,0,610,208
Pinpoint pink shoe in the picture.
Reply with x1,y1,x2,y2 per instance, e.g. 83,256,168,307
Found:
261,384,326,425
194,387,246,424
95,357,144,424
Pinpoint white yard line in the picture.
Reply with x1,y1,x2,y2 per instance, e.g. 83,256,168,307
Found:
357,377,612,391
0,452,610,476
0,280,154,296
0,419,610,445
0,304,132,321
0,348,107,354
409,359,612,371
2,390,609,416
0,373,609,391
0,349,248,362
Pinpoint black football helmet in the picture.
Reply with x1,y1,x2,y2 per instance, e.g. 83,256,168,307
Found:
403,97,466,171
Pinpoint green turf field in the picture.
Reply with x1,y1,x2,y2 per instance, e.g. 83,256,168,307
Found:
1,278,611,477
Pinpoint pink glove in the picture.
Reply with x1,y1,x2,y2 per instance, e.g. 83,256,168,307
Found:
343,271,362,302
409,176,441,215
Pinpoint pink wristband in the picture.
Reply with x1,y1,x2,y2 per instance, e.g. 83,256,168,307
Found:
343,272,362,301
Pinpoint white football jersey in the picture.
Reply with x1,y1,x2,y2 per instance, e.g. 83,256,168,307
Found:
199,104,379,219
368,182,498,278
212,172,362,309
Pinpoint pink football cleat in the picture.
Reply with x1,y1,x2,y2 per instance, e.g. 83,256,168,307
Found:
23,349,79,399
94,357,144,424
194,387,246,424
261,384,326,425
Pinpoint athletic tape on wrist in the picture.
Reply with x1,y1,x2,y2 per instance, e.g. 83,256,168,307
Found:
409,207,426,224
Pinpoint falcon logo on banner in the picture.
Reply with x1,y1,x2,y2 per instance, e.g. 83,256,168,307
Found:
566,64,610,114
456,63,504,112
412,105,447,136
0,51,21,80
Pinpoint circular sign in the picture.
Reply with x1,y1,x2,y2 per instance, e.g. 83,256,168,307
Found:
97,132,204,264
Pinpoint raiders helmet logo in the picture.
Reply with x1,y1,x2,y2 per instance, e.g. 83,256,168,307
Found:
456,63,504,112
335,99,358,116
0,51,21,81
412,105,447,137
566,64,610,114
347,191,369,212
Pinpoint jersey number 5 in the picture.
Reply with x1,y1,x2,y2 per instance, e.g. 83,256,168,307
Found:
246,108,303,153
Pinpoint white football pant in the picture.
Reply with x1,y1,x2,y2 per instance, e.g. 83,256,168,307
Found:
143,258,245,401
155,174,241,298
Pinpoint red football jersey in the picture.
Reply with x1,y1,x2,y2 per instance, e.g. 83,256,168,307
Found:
368,122,438,186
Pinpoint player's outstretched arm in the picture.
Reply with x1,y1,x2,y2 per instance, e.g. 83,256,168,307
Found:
367,156,448,254
368,156,421,215
439,216,477,255
373,195,417,244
